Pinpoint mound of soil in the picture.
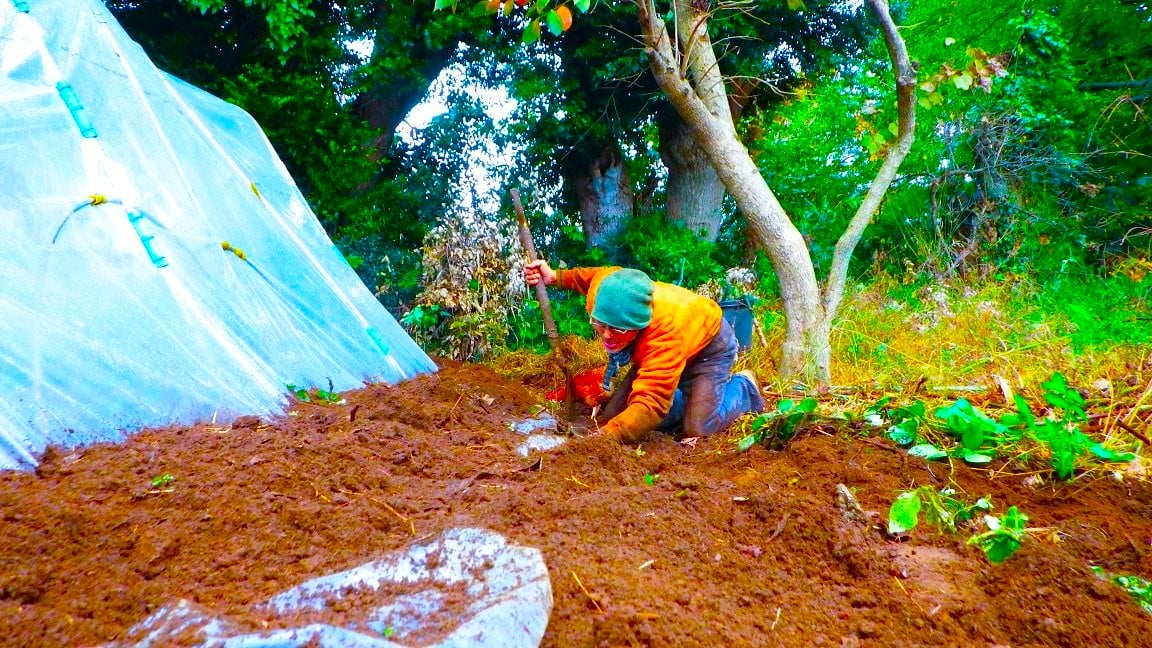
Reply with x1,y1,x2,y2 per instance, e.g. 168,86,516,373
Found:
2,361,1151,646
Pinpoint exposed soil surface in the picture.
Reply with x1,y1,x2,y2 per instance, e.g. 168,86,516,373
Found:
3,361,1152,647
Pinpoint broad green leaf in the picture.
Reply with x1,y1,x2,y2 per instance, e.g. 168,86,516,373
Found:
983,535,1021,563
961,424,984,452
962,451,993,464
574,0,590,11
522,19,541,44
1089,443,1136,462
953,73,974,90
886,418,918,446
796,398,818,414
778,399,795,414
786,0,807,10
888,491,922,534
545,9,563,35
909,444,948,460
434,0,455,10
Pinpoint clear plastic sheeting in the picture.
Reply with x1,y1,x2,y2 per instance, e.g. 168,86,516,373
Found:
0,0,436,470
125,528,553,648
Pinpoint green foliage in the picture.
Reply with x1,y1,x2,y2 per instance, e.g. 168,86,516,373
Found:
150,474,176,489
967,506,1029,564
1093,567,1152,615
737,398,817,452
888,486,1024,563
886,486,992,535
286,382,346,405
868,372,1136,479
617,212,725,288
1034,262,1152,349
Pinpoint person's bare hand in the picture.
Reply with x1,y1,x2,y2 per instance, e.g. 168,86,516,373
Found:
523,259,556,286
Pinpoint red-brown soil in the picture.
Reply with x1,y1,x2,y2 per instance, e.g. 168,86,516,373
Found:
2,361,1152,647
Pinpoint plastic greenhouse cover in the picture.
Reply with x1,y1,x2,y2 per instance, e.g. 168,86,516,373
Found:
0,0,437,470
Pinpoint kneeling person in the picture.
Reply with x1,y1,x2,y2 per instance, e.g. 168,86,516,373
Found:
523,260,765,443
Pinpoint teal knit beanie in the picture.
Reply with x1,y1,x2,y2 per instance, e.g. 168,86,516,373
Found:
592,269,654,330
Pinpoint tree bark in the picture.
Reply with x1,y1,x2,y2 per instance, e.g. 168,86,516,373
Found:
634,0,916,385
660,111,727,241
636,0,826,383
571,144,635,255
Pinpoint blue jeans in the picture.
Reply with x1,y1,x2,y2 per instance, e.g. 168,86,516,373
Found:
597,319,765,438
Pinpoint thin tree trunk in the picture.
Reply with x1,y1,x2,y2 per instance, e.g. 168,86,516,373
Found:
819,0,918,375
637,0,826,383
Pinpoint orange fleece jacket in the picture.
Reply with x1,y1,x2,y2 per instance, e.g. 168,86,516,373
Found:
555,266,722,442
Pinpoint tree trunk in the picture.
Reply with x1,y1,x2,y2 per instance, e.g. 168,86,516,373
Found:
660,111,727,241
571,144,635,255
818,0,918,376
637,0,828,383
632,0,917,385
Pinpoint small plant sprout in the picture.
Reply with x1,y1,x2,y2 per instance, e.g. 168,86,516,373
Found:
737,397,817,451
967,506,1030,564
150,473,175,489
285,379,346,405
886,486,991,535
1092,567,1152,614
888,487,1026,563
644,472,659,486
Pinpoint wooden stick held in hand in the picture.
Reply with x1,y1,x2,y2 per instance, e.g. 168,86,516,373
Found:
510,188,577,428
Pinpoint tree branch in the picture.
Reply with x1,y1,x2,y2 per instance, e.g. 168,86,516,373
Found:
822,0,917,319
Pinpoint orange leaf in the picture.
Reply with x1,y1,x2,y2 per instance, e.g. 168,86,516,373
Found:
556,4,573,31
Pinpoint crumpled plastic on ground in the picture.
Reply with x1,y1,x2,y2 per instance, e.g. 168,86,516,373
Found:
125,528,552,647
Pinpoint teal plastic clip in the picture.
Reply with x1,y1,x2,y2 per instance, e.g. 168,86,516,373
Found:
13,1,30,13
127,211,168,268
366,327,391,356
56,81,98,138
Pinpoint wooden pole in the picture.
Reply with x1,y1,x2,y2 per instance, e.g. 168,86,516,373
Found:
510,189,577,427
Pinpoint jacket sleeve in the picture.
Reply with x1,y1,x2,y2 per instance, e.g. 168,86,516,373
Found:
554,266,622,296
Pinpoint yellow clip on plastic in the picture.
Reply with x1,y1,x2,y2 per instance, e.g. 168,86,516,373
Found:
221,241,247,261
89,194,107,206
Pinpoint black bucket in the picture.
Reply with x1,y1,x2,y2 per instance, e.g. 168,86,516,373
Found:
718,296,754,351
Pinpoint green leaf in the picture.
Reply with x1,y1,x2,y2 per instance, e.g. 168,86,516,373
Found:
778,399,796,414
888,491,922,534
909,444,948,460
886,418,919,446
953,73,974,90
785,0,807,10
545,9,563,35
982,535,1021,563
961,424,984,452
795,398,818,414
961,451,993,464
736,434,756,452
574,0,591,11
522,19,541,44
434,0,455,9
1089,444,1135,463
